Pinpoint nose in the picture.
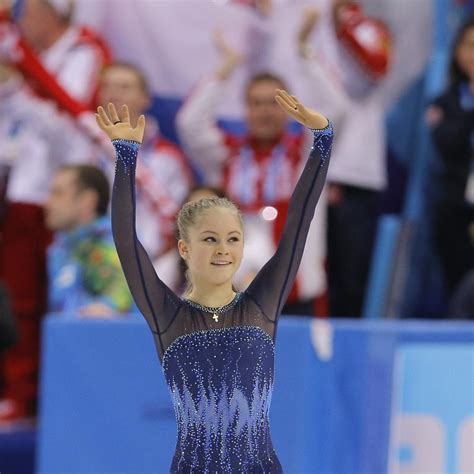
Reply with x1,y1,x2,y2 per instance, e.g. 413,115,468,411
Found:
216,243,229,255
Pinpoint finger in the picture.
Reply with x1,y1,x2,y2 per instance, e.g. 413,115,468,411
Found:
121,104,131,124
135,114,146,141
275,96,306,122
276,89,297,110
291,94,304,110
275,95,295,113
276,89,296,107
97,105,112,126
108,102,120,124
95,113,107,131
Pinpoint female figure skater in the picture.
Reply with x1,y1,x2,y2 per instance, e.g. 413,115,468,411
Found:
95,89,332,473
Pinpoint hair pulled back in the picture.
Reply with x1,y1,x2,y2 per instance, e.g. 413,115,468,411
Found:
177,197,242,242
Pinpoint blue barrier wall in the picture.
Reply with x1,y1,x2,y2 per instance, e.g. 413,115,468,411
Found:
38,316,474,474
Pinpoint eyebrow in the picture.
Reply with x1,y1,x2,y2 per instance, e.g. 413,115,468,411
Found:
200,230,242,236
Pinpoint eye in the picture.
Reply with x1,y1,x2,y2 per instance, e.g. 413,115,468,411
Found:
203,236,216,242
228,237,240,242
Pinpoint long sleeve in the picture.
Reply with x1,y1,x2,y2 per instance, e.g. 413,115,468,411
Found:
300,57,348,129
111,139,182,340
246,123,333,320
176,78,229,185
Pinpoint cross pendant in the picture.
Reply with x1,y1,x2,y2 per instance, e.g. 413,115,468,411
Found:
212,313,219,322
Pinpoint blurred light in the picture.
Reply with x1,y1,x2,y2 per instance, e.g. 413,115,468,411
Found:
261,206,278,221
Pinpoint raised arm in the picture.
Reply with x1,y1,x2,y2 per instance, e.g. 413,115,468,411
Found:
297,7,349,127
176,31,241,185
95,104,181,338
246,91,332,320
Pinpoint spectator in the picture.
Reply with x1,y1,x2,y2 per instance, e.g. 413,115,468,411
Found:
426,16,474,299
0,62,91,424
44,164,132,316
97,62,193,260
177,28,344,316
300,1,393,317
18,0,111,107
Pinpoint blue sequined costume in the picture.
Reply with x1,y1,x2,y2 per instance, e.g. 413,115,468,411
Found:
111,123,333,473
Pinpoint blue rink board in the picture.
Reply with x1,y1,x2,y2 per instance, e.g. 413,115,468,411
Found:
38,316,474,474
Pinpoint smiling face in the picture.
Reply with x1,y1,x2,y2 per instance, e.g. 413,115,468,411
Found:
178,207,244,291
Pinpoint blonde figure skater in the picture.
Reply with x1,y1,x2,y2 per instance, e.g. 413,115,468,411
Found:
95,90,333,473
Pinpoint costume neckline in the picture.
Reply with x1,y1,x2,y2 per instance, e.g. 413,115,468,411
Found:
182,292,241,314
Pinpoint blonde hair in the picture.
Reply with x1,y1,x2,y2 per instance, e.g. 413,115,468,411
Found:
177,197,242,242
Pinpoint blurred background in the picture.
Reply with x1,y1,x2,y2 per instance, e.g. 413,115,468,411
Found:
0,0,473,472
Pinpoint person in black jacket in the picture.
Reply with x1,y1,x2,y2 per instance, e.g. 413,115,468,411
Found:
427,16,474,299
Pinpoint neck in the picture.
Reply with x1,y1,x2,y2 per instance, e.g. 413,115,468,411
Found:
187,284,236,308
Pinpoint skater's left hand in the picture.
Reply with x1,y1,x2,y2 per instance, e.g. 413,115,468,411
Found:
275,89,328,129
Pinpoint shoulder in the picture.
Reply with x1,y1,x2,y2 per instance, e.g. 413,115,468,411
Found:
73,25,112,58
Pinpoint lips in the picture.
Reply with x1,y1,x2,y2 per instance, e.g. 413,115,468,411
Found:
211,261,232,266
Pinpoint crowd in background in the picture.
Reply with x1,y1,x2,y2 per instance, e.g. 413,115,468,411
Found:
0,0,471,425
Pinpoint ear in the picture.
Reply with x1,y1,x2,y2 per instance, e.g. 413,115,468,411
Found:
177,239,188,259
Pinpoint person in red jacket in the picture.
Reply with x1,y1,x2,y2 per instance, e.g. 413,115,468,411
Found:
177,28,345,315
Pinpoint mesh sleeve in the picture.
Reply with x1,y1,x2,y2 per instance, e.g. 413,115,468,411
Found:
246,123,333,321
111,140,181,345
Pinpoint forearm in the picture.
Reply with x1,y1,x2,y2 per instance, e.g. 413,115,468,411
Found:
247,122,333,317
111,140,167,332
276,123,333,279
299,54,348,126
176,78,228,183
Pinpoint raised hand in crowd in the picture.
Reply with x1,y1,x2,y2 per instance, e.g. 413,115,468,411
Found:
213,30,242,80
297,7,320,58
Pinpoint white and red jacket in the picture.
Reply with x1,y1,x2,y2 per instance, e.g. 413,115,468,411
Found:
0,76,93,206
38,24,111,108
177,71,346,302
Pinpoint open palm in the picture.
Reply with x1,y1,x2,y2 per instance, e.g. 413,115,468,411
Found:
95,103,146,143
275,89,328,130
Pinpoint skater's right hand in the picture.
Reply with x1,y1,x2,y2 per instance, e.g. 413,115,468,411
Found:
95,103,145,144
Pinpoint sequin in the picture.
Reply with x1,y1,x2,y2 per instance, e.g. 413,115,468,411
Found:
110,124,333,473
163,326,279,473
